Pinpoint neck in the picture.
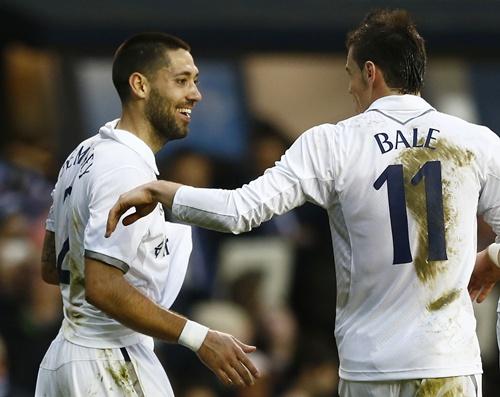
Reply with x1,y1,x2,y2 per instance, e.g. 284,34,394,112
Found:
370,86,420,107
116,104,166,153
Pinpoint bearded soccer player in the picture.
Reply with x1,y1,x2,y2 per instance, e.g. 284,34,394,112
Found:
107,11,500,397
36,33,259,396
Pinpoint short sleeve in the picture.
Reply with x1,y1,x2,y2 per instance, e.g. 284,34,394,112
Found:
46,188,56,232
84,166,154,272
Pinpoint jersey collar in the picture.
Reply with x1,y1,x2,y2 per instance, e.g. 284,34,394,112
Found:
366,94,435,112
99,119,159,175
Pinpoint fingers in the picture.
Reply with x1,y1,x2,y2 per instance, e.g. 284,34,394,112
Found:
199,332,260,388
105,202,124,237
216,369,236,386
469,288,479,302
235,338,257,353
477,283,495,303
225,364,250,387
468,277,480,302
234,343,260,379
122,212,141,226
215,363,253,387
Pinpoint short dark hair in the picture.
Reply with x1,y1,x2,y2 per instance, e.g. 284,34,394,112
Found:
346,9,426,94
112,32,191,103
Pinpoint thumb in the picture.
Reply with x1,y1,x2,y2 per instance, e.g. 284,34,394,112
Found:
123,212,141,226
234,338,257,353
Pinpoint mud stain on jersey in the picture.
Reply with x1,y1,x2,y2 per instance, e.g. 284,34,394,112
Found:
416,377,465,396
106,364,137,396
426,288,460,311
397,138,474,284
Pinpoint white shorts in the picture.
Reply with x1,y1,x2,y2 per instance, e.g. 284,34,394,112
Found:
35,332,174,397
339,374,482,397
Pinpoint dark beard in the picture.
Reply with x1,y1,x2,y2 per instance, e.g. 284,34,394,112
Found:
145,87,187,142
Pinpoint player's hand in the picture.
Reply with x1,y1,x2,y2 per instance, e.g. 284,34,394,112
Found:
468,248,500,303
106,181,183,237
197,330,260,387
105,182,158,237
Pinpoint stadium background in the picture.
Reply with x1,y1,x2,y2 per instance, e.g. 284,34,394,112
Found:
0,1,499,395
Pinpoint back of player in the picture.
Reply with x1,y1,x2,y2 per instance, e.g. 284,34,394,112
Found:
169,95,497,396
331,95,499,389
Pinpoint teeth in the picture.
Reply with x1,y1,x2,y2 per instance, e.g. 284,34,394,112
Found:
178,108,191,115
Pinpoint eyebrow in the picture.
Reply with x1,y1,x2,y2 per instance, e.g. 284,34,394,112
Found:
174,70,199,78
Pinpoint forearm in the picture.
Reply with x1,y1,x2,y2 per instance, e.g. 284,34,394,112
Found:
150,180,183,209
84,260,259,386
85,258,186,342
41,231,59,285
172,175,306,234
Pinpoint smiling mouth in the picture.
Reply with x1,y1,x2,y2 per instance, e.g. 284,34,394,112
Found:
177,107,192,120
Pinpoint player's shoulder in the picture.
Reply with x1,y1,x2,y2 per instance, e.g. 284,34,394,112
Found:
308,113,370,142
92,134,150,172
300,121,349,140
434,111,499,145
56,135,100,181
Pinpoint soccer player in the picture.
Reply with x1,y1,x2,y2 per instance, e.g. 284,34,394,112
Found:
35,33,259,396
107,10,500,397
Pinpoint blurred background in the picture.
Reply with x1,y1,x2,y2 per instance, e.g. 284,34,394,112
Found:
0,1,499,396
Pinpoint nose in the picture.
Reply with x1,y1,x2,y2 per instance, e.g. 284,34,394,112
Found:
189,83,202,102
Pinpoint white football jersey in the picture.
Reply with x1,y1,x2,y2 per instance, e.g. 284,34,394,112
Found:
47,120,192,349
172,95,500,380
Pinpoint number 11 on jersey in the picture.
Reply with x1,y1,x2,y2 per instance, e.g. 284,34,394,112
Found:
374,160,447,265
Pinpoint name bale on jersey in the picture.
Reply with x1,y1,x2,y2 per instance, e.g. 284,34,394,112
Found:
374,128,439,154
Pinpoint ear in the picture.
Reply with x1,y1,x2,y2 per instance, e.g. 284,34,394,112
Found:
363,61,377,85
128,72,149,99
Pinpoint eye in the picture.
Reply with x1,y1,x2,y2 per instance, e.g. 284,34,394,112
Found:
176,78,188,86
194,78,200,86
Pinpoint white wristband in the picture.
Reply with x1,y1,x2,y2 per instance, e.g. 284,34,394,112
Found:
487,243,500,268
178,320,209,352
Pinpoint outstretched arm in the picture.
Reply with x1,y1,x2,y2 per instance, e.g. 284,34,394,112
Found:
86,257,259,386
106,181,182,237
468,243,500,303
107,126,337,237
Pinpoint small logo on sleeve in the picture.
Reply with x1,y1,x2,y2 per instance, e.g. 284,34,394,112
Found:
154,237,170,258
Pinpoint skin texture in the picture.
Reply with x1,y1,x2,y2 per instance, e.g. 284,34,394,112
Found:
117,48,202,152
41,230,59,285
84,258,258,386
468,247,500,303
43,46,260,388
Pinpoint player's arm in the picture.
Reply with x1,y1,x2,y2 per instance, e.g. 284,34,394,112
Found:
106,126,335,236
106,181,182,236
85,257,259,386
41,230,59,285
469,243,500,303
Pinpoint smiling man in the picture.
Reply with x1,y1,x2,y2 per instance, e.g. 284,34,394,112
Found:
106,11,500,397
35,33,259,396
